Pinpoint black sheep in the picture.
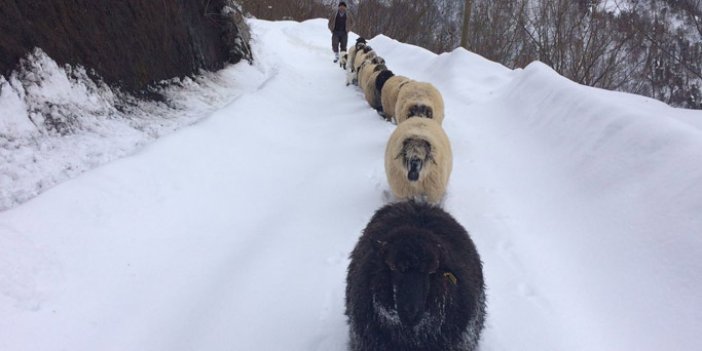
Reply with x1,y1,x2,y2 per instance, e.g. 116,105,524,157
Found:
372,69,395,113
346,201,486,351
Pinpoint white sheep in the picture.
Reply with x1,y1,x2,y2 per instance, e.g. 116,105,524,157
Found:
346,39,367,86
353,47,377,85
384,118,452,204
395,81,445,125
348,38,366,71
358,58,386,94
380,75,411,122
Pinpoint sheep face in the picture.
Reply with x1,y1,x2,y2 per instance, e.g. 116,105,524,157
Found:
399,138,433,182
374,64,387,73
371,56,385,65
377,229,442,328
408,104,434,119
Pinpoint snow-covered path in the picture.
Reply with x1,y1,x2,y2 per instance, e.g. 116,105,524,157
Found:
2,19,702,351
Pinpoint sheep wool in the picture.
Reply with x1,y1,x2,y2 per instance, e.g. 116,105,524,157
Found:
381,75,411,122
348,39,366,72
358,60,386,94
354,47,377,80
395,81,445,125
346,48,360,85
384,118,452,204
346,201,486,351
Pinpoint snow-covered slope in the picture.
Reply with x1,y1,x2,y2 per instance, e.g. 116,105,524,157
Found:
1,19,701,351
0,49,266,211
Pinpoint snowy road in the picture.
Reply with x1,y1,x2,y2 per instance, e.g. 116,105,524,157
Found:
2,19,702,351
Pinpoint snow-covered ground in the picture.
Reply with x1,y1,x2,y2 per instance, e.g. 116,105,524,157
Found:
2,18,702,351
0,49,267,211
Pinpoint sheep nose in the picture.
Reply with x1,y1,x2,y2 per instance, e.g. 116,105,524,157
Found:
408,159,422,181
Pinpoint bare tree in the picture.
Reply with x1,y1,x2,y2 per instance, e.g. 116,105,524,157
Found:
236,0,702,109
236,0,329,21
460,0,472,49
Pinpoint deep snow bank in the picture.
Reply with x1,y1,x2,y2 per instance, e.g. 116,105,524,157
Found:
0,45,269,211
472,61,702,351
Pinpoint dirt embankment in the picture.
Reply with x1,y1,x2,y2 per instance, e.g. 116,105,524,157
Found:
0,0,252,93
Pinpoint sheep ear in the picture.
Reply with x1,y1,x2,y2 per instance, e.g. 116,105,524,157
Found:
443,272,458,286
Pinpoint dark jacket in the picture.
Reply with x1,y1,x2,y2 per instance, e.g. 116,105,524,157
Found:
328,10,353,33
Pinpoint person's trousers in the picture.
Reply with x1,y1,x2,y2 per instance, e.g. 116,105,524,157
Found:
332,31,348,53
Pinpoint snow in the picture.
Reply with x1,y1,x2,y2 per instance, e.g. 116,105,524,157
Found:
2,18,702,351
599,0,632,15
0,49,267,211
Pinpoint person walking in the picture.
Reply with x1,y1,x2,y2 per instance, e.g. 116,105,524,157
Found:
328,2,353,63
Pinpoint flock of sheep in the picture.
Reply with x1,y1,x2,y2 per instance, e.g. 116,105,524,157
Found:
340,38,450,205
338,37,487,351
